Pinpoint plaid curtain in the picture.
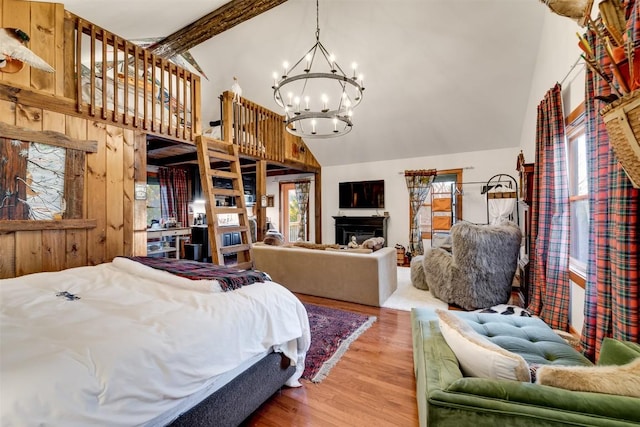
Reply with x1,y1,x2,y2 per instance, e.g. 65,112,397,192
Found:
581,2,640,360
528,83,571,330
404,169,437,255
294,181,311,241
158,167,189,227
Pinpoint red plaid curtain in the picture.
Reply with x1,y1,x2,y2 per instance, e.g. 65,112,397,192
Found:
528,83,571,330
158,167,189,227
581,1,640,360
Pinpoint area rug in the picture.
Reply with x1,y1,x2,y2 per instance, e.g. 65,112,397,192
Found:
382,267,448,311
302,303,376,383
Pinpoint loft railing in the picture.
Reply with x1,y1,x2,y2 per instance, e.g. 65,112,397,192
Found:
220,91,306,164
67,12,201,142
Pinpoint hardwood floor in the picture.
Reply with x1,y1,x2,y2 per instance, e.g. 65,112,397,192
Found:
243,294,419,427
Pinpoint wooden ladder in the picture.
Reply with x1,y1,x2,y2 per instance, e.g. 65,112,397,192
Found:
196,135,253,270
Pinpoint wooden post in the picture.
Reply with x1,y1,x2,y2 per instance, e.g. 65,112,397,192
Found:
256,160,267,241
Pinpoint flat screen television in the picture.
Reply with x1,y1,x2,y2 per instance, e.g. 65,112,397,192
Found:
339,180,385,209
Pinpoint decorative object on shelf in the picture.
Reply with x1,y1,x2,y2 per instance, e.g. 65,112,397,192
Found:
577,1,640,188
577,6,639,96
0,28,55,73
230,76,242,103
271,0,364,138
540,0,594,25
601,91,640,187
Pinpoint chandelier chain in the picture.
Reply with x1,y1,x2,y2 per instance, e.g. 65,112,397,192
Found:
315,0,320,41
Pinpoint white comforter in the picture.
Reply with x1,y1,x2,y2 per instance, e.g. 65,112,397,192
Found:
0,258,310,427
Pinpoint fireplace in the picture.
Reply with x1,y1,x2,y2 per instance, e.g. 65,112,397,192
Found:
333,216,389,246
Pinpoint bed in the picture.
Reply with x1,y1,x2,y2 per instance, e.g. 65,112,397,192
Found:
0,257,310,426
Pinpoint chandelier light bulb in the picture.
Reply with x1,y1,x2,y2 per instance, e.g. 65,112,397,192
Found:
351,62,358,78
311,119,317,135
282,61,289,78
305,53,312,72
287,92,293,107
333,117,338,133
329,54,336,73
272,72,278,88
304,96,310,111
321,94,328,112
294,96,301,114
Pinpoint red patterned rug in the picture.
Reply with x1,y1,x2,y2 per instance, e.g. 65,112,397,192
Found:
302,303,377,383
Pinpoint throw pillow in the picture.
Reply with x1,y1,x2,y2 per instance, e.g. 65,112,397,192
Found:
325,247,373,254
597,338,640,366
293,241,340,250
263,233,284,246
536,358,640,398
361,237,384,251
436,309,531,382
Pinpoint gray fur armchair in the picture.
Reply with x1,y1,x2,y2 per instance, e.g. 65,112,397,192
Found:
423,221,522,310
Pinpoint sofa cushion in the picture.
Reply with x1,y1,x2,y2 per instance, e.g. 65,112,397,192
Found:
436,309,531,382
536,358,640,398
598,338,640,366
453,311,592,367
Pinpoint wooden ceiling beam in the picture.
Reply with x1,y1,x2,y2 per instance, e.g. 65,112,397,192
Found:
149,0,288,58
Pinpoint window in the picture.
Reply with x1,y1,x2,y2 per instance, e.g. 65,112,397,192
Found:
415,169,463,246
566,104,589,277
147,175,161,228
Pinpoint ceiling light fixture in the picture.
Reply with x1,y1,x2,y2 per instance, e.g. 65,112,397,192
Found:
272,0,364,139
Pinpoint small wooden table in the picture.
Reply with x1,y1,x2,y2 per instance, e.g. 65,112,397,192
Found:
147,227,191,259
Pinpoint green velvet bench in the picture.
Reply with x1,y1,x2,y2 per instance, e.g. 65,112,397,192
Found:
411,308,640,427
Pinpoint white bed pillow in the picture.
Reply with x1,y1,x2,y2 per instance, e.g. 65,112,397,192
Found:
436,309,531,382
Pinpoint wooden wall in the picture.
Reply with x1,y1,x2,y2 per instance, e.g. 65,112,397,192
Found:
0,0,147,278
0,0,65,96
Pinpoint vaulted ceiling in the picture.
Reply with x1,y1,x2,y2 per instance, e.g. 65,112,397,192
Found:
57,0,546,167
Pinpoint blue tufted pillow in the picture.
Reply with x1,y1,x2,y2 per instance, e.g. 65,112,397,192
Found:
453,311,592,368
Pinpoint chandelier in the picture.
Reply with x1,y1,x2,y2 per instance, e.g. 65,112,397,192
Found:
272,0,364,138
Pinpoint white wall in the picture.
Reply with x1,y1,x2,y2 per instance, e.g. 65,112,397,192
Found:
519,11,593,157
519,10,595,334
321,147,520,248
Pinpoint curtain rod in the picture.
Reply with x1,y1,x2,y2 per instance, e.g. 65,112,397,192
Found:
559,55,585,86
397,166,474,175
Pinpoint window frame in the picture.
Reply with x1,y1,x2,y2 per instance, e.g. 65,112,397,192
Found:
412,168,463,240
565,103,588,286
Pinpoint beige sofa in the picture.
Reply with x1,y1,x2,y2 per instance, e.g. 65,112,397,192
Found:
253,244,398,306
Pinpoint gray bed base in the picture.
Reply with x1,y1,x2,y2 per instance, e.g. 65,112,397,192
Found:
168,352,295,427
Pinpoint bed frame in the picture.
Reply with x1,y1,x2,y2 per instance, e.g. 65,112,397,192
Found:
169,353,294,426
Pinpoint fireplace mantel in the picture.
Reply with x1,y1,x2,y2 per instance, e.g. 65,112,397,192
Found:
333,216,389,246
